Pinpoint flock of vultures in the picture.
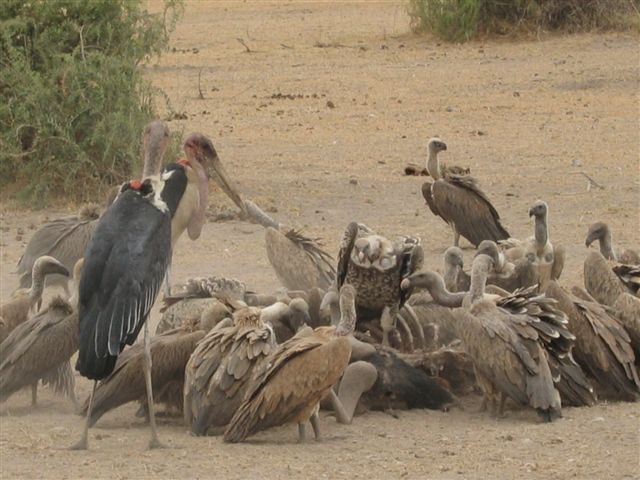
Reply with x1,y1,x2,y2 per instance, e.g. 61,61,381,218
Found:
1,120,638,450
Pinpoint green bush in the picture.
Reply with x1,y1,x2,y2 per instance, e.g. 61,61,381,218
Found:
408,0,639,41
0,0,183,206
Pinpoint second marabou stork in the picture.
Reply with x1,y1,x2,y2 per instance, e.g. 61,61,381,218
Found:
72,134,244,450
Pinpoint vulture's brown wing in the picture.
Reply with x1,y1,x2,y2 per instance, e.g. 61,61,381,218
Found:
431,176,510,247
0,298,75,402
612,292,640,359
421,182,440,217
618,249,640,266
551,244,565,281
336,222,360,289
583,251,627,307
546,282,640,400
184,323,276,434
223,333,351,443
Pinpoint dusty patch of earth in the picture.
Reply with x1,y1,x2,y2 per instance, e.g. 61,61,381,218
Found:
1,1,639,479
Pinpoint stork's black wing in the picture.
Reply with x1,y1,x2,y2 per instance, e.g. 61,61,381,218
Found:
76,188,172,380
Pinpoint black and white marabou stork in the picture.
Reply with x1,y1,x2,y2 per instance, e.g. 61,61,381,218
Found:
72,133,244,449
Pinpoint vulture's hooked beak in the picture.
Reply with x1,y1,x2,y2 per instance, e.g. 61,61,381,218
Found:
206,151,247,216
400,278,411,290
584,234,595,248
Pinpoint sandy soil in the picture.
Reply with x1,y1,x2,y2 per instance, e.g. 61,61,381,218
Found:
1,1,639,479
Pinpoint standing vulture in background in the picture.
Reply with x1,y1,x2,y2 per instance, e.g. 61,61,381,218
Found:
223,285,357,443
183,307,277,435
402,258,571,420
332,222,424,350
0,259,84,408
243,199,335,291
1,256,69,343
15,121,171,294
585,222,639,265
421,138,510,248
501,200,565,292
546,281,639,401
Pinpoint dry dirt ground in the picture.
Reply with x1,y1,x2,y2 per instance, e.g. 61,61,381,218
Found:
1,1,639,479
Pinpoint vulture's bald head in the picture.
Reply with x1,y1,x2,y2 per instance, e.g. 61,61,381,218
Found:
585,221,610,247
528,200,548,219
427,137,447,154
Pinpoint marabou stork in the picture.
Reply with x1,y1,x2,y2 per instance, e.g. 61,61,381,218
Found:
72,134,244,450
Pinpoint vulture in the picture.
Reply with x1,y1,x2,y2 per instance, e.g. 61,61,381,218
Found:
585,221,639,265
421,138,509,248
243,199,336,291
546,281,639,401
78,321,206,428
334,338,455,423
157,275,247,334
223,284,357,443
584,251,640,352
259,298,311,343
402,257,567,421
443,241,538,294
332,222,424,350
1,256,69,343
0,259,84,408
183,307,277,435
501,200,565,292
15,121,170,294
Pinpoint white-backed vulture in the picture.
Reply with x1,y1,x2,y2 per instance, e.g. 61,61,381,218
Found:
332,222,424,350
243,200,335,291
421,138,509,248
0,259,82,407
500,200,565,292
402,256,568,420
15,121,170,294
223,284,357,443
183,307,277,435
444,241,538,294
585,221,639,265
422,137,471,177
546,281,639,401
78,321,206,428
1,256,69,343
583,251,640,350
157,275,247,334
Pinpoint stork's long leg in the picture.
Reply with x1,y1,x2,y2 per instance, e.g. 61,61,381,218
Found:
163,262,172,297
143,321,164,449
69,381,97,450
403,304,426,349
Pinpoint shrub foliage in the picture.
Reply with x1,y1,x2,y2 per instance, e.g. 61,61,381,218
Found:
0,0,183,205
408,0,639,41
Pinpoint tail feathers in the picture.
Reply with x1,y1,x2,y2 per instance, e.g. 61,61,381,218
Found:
223,402,256,443
76,302,119,380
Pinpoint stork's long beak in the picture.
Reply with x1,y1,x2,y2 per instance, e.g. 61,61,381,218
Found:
208,153,247,215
